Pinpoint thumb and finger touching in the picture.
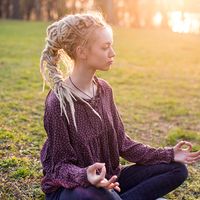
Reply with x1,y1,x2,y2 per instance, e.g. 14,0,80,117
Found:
175,141,192,151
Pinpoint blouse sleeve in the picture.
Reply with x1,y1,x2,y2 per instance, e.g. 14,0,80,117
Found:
108,87,174,165
40,93,91,192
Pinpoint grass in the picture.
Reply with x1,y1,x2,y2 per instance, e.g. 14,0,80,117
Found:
0,19,200,199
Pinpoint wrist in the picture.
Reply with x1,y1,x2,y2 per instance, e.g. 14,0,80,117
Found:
165,147,175,162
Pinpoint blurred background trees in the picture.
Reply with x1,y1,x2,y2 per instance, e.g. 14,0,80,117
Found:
0,0,200,33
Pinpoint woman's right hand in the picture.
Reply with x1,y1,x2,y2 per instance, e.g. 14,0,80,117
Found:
87,162,121,192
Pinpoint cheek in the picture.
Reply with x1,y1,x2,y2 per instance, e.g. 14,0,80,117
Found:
90,49,107,63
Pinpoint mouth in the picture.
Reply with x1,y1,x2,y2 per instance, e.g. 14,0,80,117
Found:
107,60,113,65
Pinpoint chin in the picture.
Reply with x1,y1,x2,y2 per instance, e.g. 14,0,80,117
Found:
98,65,112,71
100,67,111,71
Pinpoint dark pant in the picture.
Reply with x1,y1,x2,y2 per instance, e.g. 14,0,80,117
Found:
45,162,188,200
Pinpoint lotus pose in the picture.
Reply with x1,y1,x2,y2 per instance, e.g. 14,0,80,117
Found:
40,11,200,200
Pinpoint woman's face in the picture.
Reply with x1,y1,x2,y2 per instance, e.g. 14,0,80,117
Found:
84,27,116,71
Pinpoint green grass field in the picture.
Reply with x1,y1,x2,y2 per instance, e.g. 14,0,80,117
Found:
0,20,200,200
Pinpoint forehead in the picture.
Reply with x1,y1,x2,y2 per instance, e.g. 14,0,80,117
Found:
92,27,113,44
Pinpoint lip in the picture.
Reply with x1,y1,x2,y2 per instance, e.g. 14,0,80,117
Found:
107,60,114,64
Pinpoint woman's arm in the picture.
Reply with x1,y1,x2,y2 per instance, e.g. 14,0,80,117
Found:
41,93,91,192
108,86,174,165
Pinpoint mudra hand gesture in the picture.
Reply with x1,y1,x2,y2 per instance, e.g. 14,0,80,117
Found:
173,141,200,164
87,162,121,192
87,141,200,192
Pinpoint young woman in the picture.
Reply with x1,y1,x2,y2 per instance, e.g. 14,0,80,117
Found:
40,11,200,200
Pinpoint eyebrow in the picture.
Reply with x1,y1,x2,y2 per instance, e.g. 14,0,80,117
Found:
103,42,113,45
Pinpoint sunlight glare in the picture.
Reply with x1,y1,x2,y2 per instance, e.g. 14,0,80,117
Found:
153,11,163,27
168,11,200,34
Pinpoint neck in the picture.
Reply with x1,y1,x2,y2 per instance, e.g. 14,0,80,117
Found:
69,63,96,90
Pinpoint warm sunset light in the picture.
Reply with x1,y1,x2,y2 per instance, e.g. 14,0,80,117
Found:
1,0,200,35
116,0,200,34
148,0,200,34
168,11,200,34
1,1,200,199
153,11,163,27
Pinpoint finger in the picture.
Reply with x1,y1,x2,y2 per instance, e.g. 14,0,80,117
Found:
176,141,192,151
107,182,119,190
100,181,121,192
101,176,118,189
104,175,118,187
186,155,200,162
114,185,121,192
186,157,196,162
187,153,200,160
106,183,121,193
182,141,193,151
188,151,200,157
87,163,105,173
96,178,108,187
184,160,196,164
175,141,186,150
98,166,106,181
184,161,193,164
176,141,185,148
97,178,117,189
106,182,115,189
181,141,192,151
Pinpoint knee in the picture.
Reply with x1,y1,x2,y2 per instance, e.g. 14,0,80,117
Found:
173,162,188,184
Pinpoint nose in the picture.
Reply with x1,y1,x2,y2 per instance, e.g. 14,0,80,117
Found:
109,46,116,58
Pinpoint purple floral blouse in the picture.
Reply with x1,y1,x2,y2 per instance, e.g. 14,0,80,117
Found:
40,76,174,194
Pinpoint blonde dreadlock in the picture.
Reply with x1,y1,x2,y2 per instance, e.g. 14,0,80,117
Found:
40,11,110,130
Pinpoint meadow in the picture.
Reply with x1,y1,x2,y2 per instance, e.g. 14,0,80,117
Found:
0,20,200,199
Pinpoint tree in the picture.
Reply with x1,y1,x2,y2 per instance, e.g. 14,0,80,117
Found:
11,0,21,19
34,0,41,20
94,0,115,24
2,0,11,18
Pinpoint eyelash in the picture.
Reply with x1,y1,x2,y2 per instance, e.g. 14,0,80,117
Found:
102,45,112,50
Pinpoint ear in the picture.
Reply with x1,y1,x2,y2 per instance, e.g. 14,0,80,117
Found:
76,45,87,60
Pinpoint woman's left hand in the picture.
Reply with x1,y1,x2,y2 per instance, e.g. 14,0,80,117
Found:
173,141,200,164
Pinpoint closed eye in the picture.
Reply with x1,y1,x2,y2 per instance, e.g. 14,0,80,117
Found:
102,46,109,50
102,43,113,50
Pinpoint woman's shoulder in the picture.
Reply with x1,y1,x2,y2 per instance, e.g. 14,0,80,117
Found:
44,90,61,112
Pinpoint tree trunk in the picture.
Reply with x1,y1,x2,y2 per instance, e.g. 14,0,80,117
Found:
94,0,114,24
11,0,20,19
47,0,53,20
4,0,11,18
0,0,3,18
34,0,41,20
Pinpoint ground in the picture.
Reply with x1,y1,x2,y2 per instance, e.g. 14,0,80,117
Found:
0,20,199,200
